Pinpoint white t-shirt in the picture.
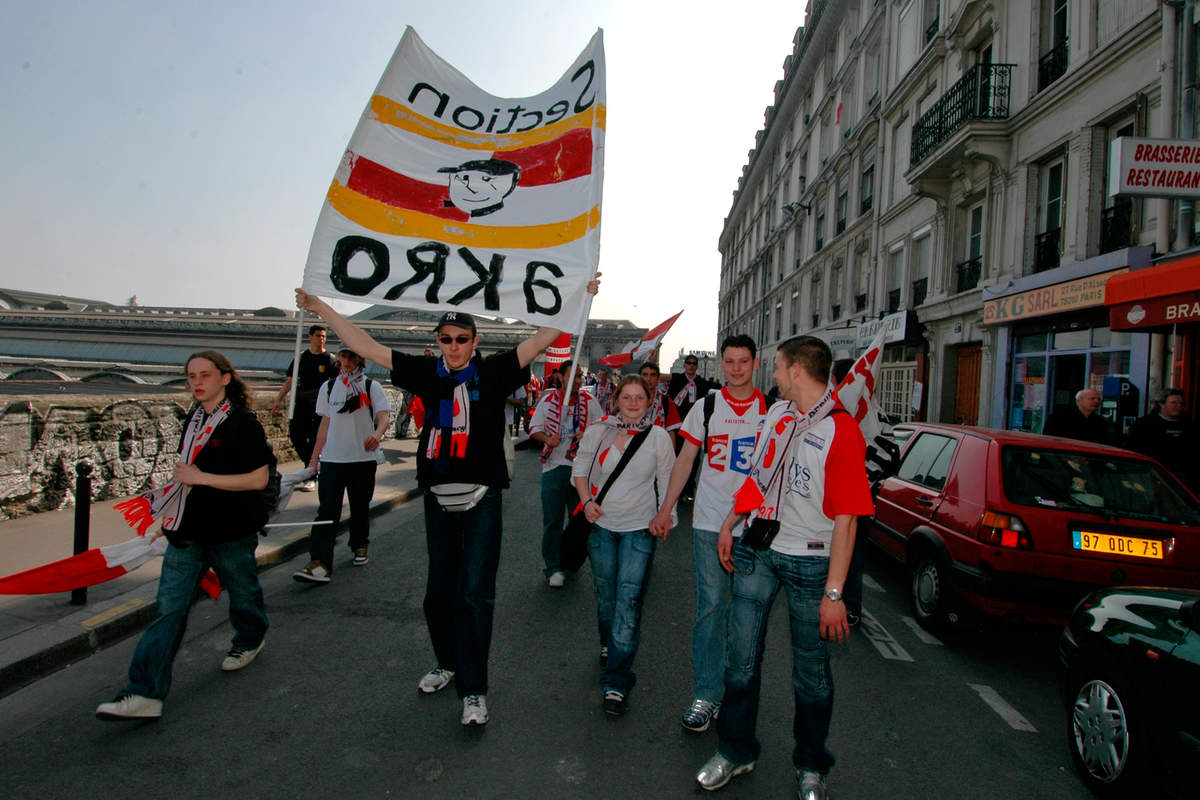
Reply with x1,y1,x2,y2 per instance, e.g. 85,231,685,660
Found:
678,388,767,534
505,385,526,426
571,424,676,532
529,390,604,471
314,378,392,464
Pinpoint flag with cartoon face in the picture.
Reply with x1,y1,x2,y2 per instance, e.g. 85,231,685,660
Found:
303,27,606,333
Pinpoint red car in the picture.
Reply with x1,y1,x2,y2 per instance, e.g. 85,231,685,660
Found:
867,423,1200,628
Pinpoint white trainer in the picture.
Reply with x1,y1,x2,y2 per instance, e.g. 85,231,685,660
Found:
417,666,455,694
548,571,566,588
221,640,265,671
96,694,162,721
461,694,489,726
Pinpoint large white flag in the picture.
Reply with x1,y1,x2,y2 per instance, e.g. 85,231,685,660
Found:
303,27,606,333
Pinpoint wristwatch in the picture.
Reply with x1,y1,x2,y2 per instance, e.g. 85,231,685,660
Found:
824,588,843,602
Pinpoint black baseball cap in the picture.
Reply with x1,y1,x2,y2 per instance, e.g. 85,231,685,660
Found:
435,311,477,334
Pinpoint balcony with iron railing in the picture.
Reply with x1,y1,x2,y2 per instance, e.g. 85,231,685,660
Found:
955,257,982,293
910,63,1014,168
1038,39,1068,92
1033,228,1061,273
911,277,928,307
887,288,901,314
1099,198,1132,255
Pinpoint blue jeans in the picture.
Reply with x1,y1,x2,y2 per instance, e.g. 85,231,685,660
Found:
540,465,575,576
311,459,377,568
124,535,268,700
422,488,503,698
589,525,656,696
692,528,732,703
717,540,835,775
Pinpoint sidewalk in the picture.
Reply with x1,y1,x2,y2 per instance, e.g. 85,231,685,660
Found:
0,436,424,698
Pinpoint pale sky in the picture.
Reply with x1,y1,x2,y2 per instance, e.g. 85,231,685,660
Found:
1,0,803,369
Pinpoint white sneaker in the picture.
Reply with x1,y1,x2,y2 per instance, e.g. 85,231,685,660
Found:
296,480,318,492
417,666,455,694
293,560,331,584
548,571,565,588
96,694,162,721
461,694,488,726
221,640,265,671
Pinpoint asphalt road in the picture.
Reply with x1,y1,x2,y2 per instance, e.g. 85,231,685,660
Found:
0,446,1090,798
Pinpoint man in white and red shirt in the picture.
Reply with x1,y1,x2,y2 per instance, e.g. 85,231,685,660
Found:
696,335,873,800
530,361,603,587
638,361,682,443
585,366,615,415
650,335,766,734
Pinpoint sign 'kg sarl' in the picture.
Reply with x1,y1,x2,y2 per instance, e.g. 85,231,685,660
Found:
304,27,605,332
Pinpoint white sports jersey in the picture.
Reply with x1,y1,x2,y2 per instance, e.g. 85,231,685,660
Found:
678,388,767,533
529,390,604,471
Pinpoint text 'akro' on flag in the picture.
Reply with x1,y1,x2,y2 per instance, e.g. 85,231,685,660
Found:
598,310,683,368
303,27,606,334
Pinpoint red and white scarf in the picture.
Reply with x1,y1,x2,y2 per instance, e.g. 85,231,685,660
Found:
114,400,233,534
648,390,671,428
328,365,368,412
581,414,651,500
539,388,591,462
732,386,837,522
673,377,697,407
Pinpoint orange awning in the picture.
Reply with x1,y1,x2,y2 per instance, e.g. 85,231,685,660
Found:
1106,253,1200,330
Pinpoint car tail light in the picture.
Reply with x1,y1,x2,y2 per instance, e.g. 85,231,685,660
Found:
980,511,1032,549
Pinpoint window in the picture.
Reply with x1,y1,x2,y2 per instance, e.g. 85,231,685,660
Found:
836,171,849,233
819,111,833,163
775,301,783,340
831,263,844,320
815,193,827,251
897,1,918,76
891,121,910,206
791,290,801,335
864,48,881,104
897,433,957,491
1035,158,1065,271
860,146,876,214
957,202,984,292
793,225,805,267
912,233,931,305
811,272,823,327
1038,0,1069,89
1101,119,1135,254
887,246,905,312
841,85,855,134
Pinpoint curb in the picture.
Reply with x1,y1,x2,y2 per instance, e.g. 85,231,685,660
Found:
0,486,424,700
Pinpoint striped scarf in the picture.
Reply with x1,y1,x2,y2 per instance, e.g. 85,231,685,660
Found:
539,388,591,463
426,357,477,474
114,400,233,535
648,390,670,428
732,386,837,522
673,377,697,407
328,365,367,413
581,414,652,500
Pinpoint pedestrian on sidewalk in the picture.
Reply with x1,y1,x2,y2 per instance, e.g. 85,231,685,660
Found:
272,324,337,492
530,360,602,587
294,277,600,728
649,335,766,733
573,375,675,717
96,351,273,722
293,348,391,584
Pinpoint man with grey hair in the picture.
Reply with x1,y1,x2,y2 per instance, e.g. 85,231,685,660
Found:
1042,387,1110,444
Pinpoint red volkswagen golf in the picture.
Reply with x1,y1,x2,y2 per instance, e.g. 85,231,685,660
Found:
867,423,1200,628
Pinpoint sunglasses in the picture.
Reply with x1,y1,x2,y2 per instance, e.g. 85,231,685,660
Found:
685,361,698,366
438,335,473,345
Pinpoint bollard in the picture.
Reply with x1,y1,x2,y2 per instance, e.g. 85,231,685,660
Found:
70,460,93,605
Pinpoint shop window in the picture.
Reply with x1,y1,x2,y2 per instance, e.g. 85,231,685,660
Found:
1016,333,1049,352
1091,328,1132,348
1010,356,1047,432
1052,330,1090,350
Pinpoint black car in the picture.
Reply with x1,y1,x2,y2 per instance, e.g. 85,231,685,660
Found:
1059,587,1200,798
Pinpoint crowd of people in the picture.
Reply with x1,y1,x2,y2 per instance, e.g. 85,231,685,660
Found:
89,284,1197,799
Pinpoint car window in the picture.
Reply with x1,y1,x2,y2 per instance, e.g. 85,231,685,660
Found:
1001,446,1200,524
895,433,957,491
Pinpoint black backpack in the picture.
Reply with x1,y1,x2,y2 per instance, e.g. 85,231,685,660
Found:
257,440,281,534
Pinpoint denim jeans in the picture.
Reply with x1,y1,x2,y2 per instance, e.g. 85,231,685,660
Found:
422,488,503,698
311,459,378,568
539,465,574,576
692,528,732,703
124,535,268,700
717,539,835,775
589,525,656,696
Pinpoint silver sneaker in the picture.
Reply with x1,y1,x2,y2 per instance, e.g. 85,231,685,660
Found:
682,698,720,732
461,694,488,726
696,752,754,791
798,770,828,800
96,694,162,721
417,666,455,694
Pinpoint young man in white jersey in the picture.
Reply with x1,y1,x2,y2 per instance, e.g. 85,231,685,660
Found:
649,334,766,733
695,335,873,800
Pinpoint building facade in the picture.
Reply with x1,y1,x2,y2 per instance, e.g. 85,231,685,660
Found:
718,0,1198,431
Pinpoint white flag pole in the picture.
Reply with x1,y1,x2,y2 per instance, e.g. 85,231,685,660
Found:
286,310,305,421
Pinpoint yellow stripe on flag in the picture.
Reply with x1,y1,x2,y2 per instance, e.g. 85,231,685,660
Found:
327,182,601,249
368,96,606,151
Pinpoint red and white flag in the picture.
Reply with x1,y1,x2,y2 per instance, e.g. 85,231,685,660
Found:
543,332,572,377
833,328,887,442
598,310,682,368
0,534,167,596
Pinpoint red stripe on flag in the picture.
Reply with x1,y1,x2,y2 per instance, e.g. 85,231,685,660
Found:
346,156,468,221
495,128,593,186
0,549,122,595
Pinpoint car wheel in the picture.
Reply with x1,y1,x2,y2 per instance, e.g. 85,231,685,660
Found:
910,549,950,629
1067,671,1145,797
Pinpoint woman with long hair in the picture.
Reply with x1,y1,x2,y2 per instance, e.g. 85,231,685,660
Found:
572,375,675,717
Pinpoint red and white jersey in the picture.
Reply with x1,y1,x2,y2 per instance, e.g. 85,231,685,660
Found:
772,409,874,557
649,390,682,431
679,388,767,533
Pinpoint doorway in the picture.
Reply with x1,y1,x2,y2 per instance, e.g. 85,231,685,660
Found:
1047,353,1086,426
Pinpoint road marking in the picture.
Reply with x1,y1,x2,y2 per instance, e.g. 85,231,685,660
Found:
968,684,1038,732
900,616,944,646
81,599,144,628
860,610,914,661
863,574,884,592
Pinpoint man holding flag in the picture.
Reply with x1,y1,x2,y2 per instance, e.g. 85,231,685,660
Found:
295,278,598,727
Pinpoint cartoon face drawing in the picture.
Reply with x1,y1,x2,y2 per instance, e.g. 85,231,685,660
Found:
439,159,521,217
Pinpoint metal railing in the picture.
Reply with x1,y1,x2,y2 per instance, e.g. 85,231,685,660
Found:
1099,198,1132,254
911,277,928,307
911,63,1014,166
1038,39,1068,91
1033,228,1061,272
955,257,982,293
